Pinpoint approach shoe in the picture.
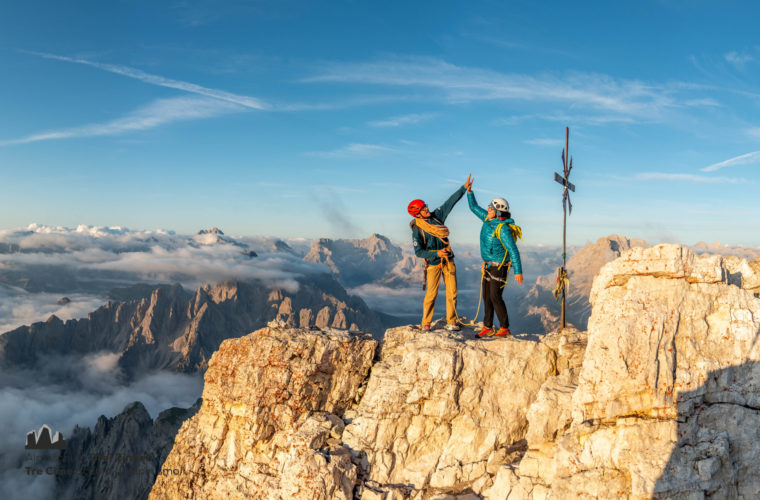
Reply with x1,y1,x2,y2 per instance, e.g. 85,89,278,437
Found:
494,327,511,337
421,324,432,331
445,323,461,332
477,327,493,338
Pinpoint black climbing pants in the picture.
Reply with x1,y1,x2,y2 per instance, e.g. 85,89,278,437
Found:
482,264,509,329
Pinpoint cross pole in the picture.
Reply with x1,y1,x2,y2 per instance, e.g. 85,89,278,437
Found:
554,127,575,329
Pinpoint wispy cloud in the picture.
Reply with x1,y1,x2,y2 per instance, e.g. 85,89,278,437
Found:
724,50,753,67
495,113,636,126
25,51,270,110
305,56,678,117
701,151,760,172
368,113,436,127
469,34,579,59
684,98,720,107
633,172,746,183
0,96,241,146
747,128,760,139
306,143,398,158
525,138,564,147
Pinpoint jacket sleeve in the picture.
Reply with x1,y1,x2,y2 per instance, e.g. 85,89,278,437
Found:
412,226,438,261
467,191,488,220
433,185,466,222
500,226,523,275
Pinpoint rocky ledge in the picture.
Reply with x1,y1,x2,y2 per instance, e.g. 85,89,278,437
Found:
150,244,760,499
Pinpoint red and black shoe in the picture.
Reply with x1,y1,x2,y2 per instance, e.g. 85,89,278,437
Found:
494,327,511,337
477,327,493,338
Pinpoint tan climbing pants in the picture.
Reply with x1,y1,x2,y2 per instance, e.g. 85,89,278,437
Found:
422,260,458,326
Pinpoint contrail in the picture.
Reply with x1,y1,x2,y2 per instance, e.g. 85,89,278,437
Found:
24,50,270,111
701,150,760,172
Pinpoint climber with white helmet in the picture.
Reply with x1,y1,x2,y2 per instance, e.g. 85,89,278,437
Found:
466,177,524,338
408,174,472,332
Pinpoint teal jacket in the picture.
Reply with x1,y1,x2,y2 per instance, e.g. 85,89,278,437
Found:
467,191,523,275
411,185,466,266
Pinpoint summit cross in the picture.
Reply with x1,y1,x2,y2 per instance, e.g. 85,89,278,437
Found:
554,127,576,329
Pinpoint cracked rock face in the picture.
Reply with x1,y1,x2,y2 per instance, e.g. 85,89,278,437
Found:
525,234,650,332
506,244,760,499
343,327,562,498
148,327,377,500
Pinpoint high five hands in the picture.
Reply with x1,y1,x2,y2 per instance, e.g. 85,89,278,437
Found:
465,174,473,192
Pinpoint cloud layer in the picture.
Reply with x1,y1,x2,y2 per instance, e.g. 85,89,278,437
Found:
0,356,202,500
0,224,326,333
0,285,104,334
306,56,679,118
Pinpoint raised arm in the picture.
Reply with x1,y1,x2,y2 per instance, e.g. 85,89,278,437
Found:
432,185,466,222
467,191,488,220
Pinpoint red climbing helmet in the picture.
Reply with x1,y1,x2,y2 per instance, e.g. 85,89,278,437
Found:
407,199,426,217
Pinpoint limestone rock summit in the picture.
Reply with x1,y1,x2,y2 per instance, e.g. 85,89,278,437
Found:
503,244,760,499
147,244,760,499
524,234,649,332
150,327,378,499
148,325,582,499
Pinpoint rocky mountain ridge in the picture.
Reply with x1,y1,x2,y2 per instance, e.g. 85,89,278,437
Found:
56,399,201,500
304,234,408,288
0,275,384,379
147,243,760,499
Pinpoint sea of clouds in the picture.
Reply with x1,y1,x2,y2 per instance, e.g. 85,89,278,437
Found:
0,348,203,499
0,224,326,333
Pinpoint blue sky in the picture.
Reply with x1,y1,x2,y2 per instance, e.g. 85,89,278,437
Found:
1,1,759,247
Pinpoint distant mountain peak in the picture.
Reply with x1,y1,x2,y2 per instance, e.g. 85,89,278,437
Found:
304,234,403,288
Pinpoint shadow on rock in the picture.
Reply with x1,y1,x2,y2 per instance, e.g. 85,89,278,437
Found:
653,360,760,499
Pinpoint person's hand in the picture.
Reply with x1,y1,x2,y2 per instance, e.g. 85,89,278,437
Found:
515,274,524,284
437,249,451,258
464,173,473,192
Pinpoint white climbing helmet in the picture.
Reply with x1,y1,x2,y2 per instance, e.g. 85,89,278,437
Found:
489,197,509,213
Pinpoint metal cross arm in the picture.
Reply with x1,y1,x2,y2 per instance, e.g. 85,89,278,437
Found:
553,172,575,192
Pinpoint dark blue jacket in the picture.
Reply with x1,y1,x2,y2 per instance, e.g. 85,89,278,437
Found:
411,186,466,265
467,191,523,275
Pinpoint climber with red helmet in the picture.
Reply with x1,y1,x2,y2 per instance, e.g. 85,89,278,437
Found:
408,175,471,332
